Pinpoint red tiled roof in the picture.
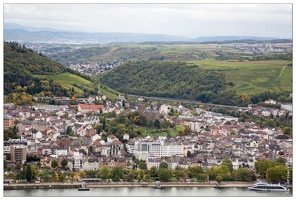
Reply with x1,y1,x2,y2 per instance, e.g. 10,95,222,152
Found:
78,104,104,111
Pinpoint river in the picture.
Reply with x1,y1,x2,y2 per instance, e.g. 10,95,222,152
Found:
3,186,293,197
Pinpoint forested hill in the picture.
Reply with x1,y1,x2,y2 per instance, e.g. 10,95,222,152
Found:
99,60,239,104
4,41,92,105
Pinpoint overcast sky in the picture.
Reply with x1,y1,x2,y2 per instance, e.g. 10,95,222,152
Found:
2,1,293,39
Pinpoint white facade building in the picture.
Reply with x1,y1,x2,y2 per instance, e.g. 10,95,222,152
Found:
189,122,200,132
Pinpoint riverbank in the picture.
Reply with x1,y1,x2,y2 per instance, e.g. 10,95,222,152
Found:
4,181,257,190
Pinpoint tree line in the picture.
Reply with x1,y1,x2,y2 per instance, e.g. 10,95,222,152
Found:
4,157,292,184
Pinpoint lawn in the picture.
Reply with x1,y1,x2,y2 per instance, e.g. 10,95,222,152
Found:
135,127,178,137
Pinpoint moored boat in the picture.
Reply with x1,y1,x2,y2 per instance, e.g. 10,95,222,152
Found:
214,183,224,189
78,182,90,191
154,181,165,189
248,182,289,192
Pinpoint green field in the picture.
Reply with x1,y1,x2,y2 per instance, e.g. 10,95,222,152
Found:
99,85,121,101
188,60,292,94
34,72,92,94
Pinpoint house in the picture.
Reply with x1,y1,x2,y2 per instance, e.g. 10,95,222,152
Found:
82,159,99,170
77,104,105,114
265,99,276,105
107,134,119,143
98,156,127,170
76,124,96,137
110,140,123,156
261,110,271,117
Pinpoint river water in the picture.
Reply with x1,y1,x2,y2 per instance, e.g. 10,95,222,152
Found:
3,187,293,197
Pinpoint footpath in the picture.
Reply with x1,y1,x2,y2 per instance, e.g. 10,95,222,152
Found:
4,181,256,190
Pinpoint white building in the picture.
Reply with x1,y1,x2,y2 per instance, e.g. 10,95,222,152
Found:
189,122,200,132
73,151,84,170
54,148,68,156
135,141,183,158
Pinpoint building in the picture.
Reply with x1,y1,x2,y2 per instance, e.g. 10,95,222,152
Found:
10,144,27,164
189,122,200,133
4,114,15,129
77,104,105,114
72,151,84,171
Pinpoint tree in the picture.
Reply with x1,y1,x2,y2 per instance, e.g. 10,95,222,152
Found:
41,171,51,182
283,126,292,136
187,151,192,158
99,166,111,181
139,161,147,170
51,160,58,169
25,165,33,182
153,119,161,129
188,166,204,178
88,146,94,156
159,162,168,169
216,175,223,183
158,168,173,182
211,165,231,181
111,166,124,182
266,165,288,183
66,126,72,135
276,157,286,165
149,166,158,178
235,168,254,181
221,158,233,173
254,160,283,179
174,167,188,181
61,159,68,169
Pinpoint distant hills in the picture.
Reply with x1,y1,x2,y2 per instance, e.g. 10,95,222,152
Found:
4,23,290,44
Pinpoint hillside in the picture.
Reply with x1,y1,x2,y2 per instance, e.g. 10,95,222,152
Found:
99,60,292,106
99,61,235,104
3,41,96,105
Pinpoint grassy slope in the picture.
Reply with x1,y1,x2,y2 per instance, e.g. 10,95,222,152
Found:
34,72,92,94
188,60,292,94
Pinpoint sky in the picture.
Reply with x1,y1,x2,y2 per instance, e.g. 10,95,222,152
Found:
2,1,293,39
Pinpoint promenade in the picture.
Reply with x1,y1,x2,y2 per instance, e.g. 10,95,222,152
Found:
4,181,256,190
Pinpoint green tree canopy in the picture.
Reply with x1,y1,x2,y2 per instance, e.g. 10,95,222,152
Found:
61,159,68,169
221,158,233,173
139,161,147,170
111,166,124,182
159,162,168,169
149,166,158,177
266,165,288,183
99,166,112,180
158,168,173,182
235,168,255,182
51,160,58,169
25,165,33,182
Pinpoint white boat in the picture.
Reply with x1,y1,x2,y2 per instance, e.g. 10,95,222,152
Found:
248,182,290,192
154,181,165,189
78,182,90,191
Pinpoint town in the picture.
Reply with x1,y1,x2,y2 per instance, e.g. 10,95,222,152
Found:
3,92,293,184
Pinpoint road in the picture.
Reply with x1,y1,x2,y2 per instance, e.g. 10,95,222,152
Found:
127,94,247,110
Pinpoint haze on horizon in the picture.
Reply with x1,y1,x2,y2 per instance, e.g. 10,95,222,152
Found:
3,2,293,39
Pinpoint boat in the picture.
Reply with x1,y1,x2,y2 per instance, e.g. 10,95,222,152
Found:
78,182,90,191
248,181,290,192
214,183,224,189
154,181,165,189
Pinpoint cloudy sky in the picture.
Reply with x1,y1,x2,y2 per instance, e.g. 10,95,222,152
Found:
2,1,293,39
